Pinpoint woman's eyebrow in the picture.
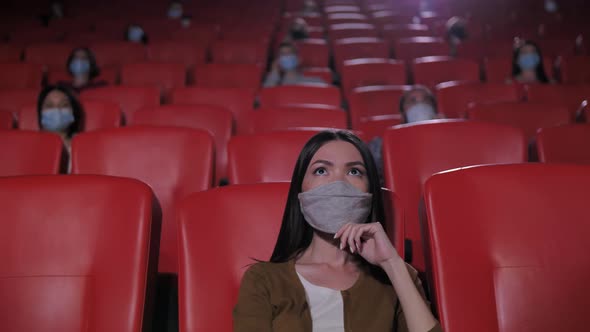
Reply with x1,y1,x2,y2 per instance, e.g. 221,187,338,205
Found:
346,161,365,167
311,159,333,166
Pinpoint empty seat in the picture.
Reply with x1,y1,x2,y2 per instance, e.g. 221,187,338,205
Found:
436,82,521,118
356,115,404,140
171,87,256,133
130,104,234,184
412,56,480,89
211,40,268,65
121,63,186,103
81,86,160,121
258,84,341,108
382,23,433,40
526,84,590,119
347,85,410,129
484,56,554,83
91,42,147,68
332,37,390,71
147,41,207,69
328,23,379,39
192,63,263,89
393,37,449,61
423,164,590,332
24,43,74,70
242,107,348,134
537,124,590,164
341,58,407,93
0,175,158,331
0,44,23,62
0,130,63,176
71,127,214,273
0,63,43,89
382,120,528,271
0,88,39,114
227,130,321,184
560,56,590,84
467,102,572,140
0,111,13,129
297,39,330,67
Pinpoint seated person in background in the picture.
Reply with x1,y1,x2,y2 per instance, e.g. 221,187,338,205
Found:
509,40,550,84
234,130,441,332
167,1,184,19
301,0,320,15
59,47,108,93
180,14,193,28
263,42,326,87
126,24,149,44
286,18,310,42
446,16,468,57
37,84,84,152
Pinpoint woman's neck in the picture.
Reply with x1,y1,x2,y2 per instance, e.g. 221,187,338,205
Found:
297,231,356,267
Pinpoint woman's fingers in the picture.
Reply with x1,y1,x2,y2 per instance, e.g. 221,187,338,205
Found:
337,224,354,250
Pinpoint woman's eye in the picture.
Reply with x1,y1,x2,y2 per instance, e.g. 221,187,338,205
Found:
313,167,327,175
348,168,363,176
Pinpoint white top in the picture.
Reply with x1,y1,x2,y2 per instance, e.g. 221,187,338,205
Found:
296,272,345,332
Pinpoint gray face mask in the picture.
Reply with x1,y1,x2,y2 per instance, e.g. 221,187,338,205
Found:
298,181,373,234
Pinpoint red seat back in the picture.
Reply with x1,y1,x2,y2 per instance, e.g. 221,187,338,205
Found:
424,164,590,332
147,42,207,69
0,130,63,176
332,37,390,71
91,42,147,68
526,84,590,119
71,127,214,273
412,56,480,89
242,107,348,134
297,39,330,67
25,43,74,70
0,175,158,332
130,104,234,184
0,111,13,129
347,85,410,129
258,85,341,108
560,56,590,84
211,40,268,65
192,63,263,89
227,130,320,184
328,23,379,39
393,37,449,61
0,88,40,114
382,120,528,271
0,44,23,62
537,124,590,164
0,63,43,89
121,63,186,103
436,82,522,118
47,67,119,85
341,59,407,93
81,86,160,121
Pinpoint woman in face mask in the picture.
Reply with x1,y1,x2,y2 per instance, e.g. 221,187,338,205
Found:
510,41,550,84
126,24,149,44
167,1,184,19
37,84,84,151
60,48,107,93
445,16,468,57
263,42,326,87
234,130,441,332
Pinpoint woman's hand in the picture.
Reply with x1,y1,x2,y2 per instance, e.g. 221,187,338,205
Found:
334,222,401,267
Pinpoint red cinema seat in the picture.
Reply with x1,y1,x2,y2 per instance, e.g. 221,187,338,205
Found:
24,43,75,70
0,63,43,89
130,104,233,184
0,130,63,176
325,5,361,13
242,106,348,134
0,175,159,332
382,120,528,271
302,67,333,84
0,44,23,62
537,39,577,58
297,39,330,68
9,26,63,44
192,63,263,89
423,164,590,332
211,40,268,65
81,86,160,121
393,37,449,61
71,127,214,273
258,85,341,108
121,63,186,103
526,84,590,119
0,111,13,129
436,82,521,118
381,23,433,40
332,37,390,71
348,85,411,129
171,87,256,134
91,42,147,68
46,67,119,86
560,56,590,84
328,23,379,39
537,124,590,164
484,56,554,83
467,102,572,140
0,88,39,114
356,115,404,141
327,12,369,24
147,42,207,69
341,58,407,93
227,130,320,184
412,56,480,89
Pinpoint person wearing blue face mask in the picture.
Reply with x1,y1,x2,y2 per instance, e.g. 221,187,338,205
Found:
58,48,108,93
263,42,326,87
167,1,184,19
37,84,84,153
510,40,550,84
126,24,149,44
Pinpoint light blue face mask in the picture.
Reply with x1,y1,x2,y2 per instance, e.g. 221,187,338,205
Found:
69,58,90,76
518,53,541,71
41,108,75,132
127,26,144,42
279,54,299,71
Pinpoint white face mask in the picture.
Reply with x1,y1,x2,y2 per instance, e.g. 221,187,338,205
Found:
405,103,437,123
545,0,558,13
298,181,373,234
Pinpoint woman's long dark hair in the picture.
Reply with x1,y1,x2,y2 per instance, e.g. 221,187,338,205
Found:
37,84,85,137
270,130,386,263
66,47,101,80
512,40,549,83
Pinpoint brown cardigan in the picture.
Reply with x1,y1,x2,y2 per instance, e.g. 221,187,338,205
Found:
233,260,442,332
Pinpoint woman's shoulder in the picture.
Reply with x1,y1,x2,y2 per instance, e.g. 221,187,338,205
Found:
243,260,294,281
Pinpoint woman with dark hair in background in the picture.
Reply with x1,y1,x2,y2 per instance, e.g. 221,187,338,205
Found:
37,84,84,152
234,130,441,332
59,47,108,93
510,40,550,84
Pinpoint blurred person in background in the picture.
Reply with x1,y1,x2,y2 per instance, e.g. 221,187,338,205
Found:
167,1,184,19
58,47,107,93
37,84,84,152
264,42,326,87
126,24,149,44
509,40,550,84
446,16,468,57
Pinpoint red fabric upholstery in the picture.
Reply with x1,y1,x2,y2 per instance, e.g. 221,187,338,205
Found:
81,86,160,121
332,37,390,71
0,175,158,332
347,85,411,129
130,104,233,184
436,82,522,118
356,115,403,140
211,40,268,65
423,164,590,332
227,130,320,184
121,63,186,103
328,23,379,39
393,37,449,61
0,111,13,129
297,39,330,68
537,124,590,164
525,84,590,119
24,43,74,70
381,24,433,40
0,88,39,114
412,56,480,89
71,127,214,273
147,42,207,69
560,56,590,84
0,63,43,89
242,107,348,134
341,58,407,93
0,130,63,176
258,85,341,108
192,63,263,89
46,67,119,85
91,42,147,68
0,44,23,62
382,120,528,271
467,102,572,140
